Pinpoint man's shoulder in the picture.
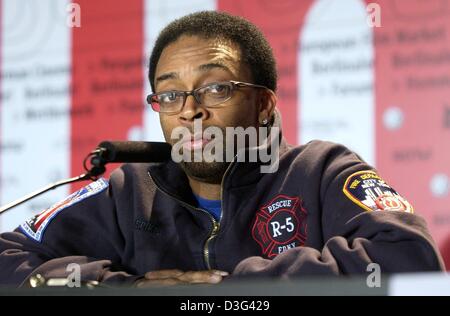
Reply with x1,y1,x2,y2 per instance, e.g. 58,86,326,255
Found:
110,162,156,180
279,139,370,182
108,163,159,191
286,139,362,163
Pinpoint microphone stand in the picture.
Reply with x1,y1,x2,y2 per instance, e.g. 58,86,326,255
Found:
0,148,108,216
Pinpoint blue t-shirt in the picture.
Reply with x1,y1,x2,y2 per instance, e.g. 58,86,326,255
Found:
194,194,221,221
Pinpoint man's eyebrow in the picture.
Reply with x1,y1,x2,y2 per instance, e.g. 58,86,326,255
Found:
155,72,179,83
197,62,232,73
155,62,232,85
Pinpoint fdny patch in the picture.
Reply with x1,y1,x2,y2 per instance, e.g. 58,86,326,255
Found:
343,170,413,213
20,178,109,242
252,195,307,258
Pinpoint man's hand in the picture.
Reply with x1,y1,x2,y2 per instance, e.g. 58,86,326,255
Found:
135,269,229,287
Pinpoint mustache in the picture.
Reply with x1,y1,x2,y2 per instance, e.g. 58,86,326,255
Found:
170,125,225,142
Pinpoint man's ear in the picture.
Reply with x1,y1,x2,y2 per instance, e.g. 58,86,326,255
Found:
258,89,277,125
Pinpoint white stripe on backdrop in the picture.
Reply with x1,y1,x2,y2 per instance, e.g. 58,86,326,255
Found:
299,0,375,165
0,0,71,232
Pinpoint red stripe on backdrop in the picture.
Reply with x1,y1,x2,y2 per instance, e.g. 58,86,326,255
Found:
70,0,144,191
372,0,450,268
218,0,315,145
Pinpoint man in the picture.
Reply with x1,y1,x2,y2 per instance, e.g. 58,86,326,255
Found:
0,11,444,288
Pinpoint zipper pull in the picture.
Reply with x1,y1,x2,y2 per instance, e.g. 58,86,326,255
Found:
212,220,219,235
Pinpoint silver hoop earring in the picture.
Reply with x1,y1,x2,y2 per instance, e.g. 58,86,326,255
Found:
262,118,269,126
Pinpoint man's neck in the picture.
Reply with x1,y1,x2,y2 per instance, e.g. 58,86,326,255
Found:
188,177,221,200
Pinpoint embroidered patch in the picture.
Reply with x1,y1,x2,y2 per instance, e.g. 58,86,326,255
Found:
343,170,413,213
252,195,307,258
20,178,109,242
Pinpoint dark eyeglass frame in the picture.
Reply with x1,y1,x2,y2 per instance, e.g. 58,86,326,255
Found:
146,80,269,114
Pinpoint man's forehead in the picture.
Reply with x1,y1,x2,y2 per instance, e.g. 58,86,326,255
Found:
155,61,234,85
156,36,242,70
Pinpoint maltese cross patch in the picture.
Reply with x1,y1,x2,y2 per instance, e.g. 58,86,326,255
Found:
252,195,307,258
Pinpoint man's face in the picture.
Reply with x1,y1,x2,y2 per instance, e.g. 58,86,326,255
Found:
154,35,264,183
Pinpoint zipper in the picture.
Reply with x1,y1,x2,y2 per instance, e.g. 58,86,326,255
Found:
202,161,234,269
203,216,219,269
148,163,233,270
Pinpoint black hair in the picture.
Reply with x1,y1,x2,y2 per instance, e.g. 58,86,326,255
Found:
149,11,277,92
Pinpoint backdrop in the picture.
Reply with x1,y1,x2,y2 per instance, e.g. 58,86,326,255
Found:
1,0,449,268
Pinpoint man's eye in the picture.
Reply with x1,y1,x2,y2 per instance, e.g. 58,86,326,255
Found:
207,84,229,95
159,92,178,103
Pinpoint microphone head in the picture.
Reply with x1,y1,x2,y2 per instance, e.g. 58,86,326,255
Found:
97,141,172,163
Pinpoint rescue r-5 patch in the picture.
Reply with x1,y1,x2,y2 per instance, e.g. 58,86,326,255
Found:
343,170,413,213
20,178,109,242
252,195,307,258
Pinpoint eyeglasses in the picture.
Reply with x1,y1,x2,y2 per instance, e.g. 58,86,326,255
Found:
147,80,268,114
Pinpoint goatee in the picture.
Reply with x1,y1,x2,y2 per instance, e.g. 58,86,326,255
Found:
179,161,230,184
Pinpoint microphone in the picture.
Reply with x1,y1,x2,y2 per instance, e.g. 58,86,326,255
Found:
0,141,172,215
96,141,172,163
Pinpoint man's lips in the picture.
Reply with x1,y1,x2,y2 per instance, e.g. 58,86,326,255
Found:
181,134,213,151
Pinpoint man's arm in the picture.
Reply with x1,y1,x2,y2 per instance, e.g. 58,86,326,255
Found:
233,211,443,277
0,178,140,287
233,144,445,278
0,236,140,287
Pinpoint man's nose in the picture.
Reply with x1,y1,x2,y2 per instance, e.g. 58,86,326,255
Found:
178,94,209,123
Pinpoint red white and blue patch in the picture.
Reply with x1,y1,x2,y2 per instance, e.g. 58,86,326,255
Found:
20,178,109,242
343,170,413,213
252,195,307,258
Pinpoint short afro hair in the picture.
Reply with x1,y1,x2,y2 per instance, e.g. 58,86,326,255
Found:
148,11,277,93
